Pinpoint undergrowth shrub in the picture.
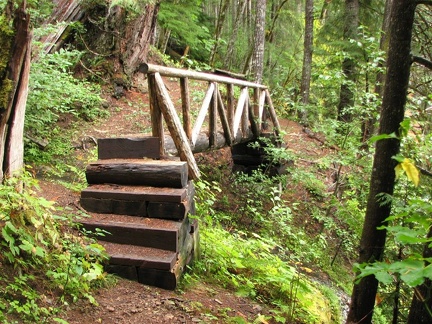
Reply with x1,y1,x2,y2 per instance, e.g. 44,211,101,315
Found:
192,179,340,323
0,172,108,323
25,48,106,146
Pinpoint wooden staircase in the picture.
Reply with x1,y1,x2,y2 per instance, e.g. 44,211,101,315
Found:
79,137,198,290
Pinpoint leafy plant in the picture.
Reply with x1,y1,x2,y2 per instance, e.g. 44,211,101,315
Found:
192,178,337,323
26,48,106,141
0,172,108,322
158,0,213,62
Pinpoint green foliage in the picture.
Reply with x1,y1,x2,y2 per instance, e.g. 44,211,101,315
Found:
193,168,339,323
356,198,432,284
306,27,385,127
0,172,108,322
158,0,213,61
26,49,106,141
24,48,106,177
109,0,155,15
194,224,333,323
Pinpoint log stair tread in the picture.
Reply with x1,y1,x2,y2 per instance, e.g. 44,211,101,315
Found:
79,213,185,230
85,159,189,188
81,183,190,203
89,159,186,166
79,213,188,252
100,241,177,271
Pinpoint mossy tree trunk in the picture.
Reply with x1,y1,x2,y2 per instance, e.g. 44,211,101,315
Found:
0,0,31,181
337,0,359,124
81,2,159,78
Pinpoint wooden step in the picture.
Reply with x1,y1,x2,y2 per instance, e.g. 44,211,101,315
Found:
80,183,195,219
103,223,199,290
97,137,160,160
81,183,194,203
85,159,189,188
79,214,190,252
101,241,177,270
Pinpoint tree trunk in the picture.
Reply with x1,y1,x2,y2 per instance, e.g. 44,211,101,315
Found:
0,1,31,181
82,3,159,77
250,0,267,83
209,0,230,67
361,0,394,143
121,4,159,76
299,0,314,123
337,0,359,123
407,226,432,323
346,0,417,322
223,0,247,70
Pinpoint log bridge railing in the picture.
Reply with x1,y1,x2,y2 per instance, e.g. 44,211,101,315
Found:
141,63,281,181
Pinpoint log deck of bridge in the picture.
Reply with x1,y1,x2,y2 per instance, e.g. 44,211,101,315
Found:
79,64,282,290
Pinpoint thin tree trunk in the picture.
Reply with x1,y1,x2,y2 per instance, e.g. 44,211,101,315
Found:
299,0,314,123
209,0,230,67
224,0,247,70
337,0,359,123
346,0,417,322
250,0,267,83
266,0,289,44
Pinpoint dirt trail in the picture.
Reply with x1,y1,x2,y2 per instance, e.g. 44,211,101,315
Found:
36,83,337,323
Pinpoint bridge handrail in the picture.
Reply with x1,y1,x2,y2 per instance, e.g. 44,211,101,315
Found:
142,64,280,180
140,63,267,89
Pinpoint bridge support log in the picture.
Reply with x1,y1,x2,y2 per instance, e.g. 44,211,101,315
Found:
231,133,288,176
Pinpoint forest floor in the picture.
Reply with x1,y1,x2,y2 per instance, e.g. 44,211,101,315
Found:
35,75,343,323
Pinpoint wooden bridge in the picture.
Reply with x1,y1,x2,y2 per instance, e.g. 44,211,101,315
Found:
79,64,282,289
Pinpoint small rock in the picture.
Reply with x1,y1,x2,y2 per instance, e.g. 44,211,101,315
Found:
107,306,115,312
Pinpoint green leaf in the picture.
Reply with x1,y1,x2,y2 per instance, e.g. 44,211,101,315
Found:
399,118,411,138
422,265,432,280
388,226,428,244
391,259,425,287
369,132,398,143
375,270,394,284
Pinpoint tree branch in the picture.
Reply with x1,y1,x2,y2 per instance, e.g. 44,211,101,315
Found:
412,55,432,70
419,166,432,178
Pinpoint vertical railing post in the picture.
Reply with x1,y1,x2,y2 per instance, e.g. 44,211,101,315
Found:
226,83,234,134
209,83,218,147
180,77,192,140
153,73,201,180
148,73,165,156
249,88,260,137
241,88,249,138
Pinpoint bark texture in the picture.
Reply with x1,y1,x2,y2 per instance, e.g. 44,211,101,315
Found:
0,2,31,181
337,0,359,123
346,0,417,322
82,3,159,77
250,0,267,83
299,0,314,122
